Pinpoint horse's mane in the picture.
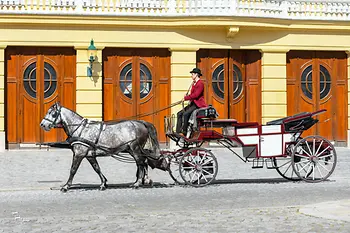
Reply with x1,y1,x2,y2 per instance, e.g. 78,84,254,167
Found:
60,105,135,124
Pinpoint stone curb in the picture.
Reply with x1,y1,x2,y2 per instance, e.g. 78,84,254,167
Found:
299,199,350,222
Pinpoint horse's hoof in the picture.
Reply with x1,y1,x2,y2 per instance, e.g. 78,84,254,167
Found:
60,187,68,192
130,183,140,189
148,179,153,187
99,186,107,191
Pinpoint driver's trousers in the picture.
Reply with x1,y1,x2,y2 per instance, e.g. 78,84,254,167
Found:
176,102,198,135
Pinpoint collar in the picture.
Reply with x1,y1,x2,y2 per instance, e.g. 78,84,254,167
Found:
193,77,200,85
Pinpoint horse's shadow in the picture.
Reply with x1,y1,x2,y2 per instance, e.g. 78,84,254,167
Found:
50,178,298,191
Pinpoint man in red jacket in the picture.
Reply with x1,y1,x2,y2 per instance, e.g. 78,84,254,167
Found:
176,68,207,135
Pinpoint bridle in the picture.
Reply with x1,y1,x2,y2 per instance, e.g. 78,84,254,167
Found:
43,104,62,128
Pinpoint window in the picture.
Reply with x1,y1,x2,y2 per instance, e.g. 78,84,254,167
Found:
23,62,37,98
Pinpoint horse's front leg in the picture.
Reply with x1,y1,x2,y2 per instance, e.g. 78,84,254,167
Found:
86,154,108,191
61,145,88,192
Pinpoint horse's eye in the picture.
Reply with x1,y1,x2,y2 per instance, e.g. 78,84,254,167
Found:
52,112,58,118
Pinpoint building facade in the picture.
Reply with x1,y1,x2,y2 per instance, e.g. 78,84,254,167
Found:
0,0,350,149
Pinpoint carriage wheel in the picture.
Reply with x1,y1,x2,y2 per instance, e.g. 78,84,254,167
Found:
291,135,337,183
179,148,218,187
273,155,301,181
167,152,185,185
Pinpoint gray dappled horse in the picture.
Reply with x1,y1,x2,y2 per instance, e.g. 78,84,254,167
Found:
40,102,165,192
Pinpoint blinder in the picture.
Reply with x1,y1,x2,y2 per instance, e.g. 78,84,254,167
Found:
43,104,63,128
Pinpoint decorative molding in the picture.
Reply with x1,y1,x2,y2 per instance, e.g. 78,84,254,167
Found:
259,48,290,53
168,47,199,52
74,45,105,50
227,26,240,38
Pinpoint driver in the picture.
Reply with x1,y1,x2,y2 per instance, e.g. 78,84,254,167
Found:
176,68,207,136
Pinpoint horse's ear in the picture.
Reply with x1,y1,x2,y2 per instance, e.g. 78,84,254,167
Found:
54,101,60,108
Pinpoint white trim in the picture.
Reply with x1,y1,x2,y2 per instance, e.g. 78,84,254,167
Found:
261,125,281,134
238,135,259,145
237,128,258,135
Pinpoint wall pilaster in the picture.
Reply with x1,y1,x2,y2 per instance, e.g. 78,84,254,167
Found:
347,51,350,147
0,46,6,151
169,48,198,115
75,46,104,120
260,49,289,124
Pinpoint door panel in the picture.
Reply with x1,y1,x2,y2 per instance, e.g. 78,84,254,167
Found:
103,48,170,142
6,47,76,147
197,50,261,123
287,51,347,144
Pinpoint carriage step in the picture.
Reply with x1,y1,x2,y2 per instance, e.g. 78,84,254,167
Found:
252,159,264,169
265,158,276,169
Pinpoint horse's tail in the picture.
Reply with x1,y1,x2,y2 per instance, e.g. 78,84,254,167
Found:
140,121,160,159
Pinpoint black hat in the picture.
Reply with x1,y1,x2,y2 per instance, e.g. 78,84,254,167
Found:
190,68,202,76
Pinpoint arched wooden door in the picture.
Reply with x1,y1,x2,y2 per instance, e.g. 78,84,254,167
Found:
287,51,347,145
6,47,76,148
197,50,261,123
103,48,170,142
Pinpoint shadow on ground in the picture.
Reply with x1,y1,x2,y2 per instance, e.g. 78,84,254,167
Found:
50,178,297,191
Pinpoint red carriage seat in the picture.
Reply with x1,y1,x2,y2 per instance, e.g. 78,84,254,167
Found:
186,105,219,137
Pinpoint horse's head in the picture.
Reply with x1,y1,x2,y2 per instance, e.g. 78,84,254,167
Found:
40,102,63,131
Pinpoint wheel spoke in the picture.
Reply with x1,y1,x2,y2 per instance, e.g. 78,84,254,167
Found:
296,162,310,174
318,153,333,159
312,138,316,156
316,164,324,178
282,162,292,176
312,163,315,180
297,161,311,174
201,172,208,182
202,168,213,175
278,159,292,168
201,158,214,166
304,163,313,179
294,152,310,159
317,161,331,173
189,170,196,182
305,141,313,156
314,140,323,157
315,146,331,158
300,147,312,157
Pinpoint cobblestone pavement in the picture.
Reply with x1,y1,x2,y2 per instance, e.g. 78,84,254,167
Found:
0,147,350,232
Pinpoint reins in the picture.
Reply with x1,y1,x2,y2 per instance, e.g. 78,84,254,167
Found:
115,100,183,121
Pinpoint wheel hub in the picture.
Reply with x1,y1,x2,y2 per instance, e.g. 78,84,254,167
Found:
194,164,202,172
310,155,318,163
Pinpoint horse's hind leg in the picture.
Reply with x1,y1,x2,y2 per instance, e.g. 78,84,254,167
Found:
86,155,108,191
133,159,150,188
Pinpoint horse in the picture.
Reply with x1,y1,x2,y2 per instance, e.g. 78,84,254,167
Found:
40,102,166,192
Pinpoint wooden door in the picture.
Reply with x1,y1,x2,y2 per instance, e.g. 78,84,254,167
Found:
197,49,261,123
6,47,76,147
103,48,170,142
287,51,347,144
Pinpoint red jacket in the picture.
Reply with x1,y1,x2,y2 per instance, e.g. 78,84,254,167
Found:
184,79,207,108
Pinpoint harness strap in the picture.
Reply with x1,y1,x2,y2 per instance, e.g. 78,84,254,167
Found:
94,122,104,145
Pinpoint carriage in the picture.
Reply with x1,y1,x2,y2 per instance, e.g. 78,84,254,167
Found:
40,103,337,191
161,106,337,187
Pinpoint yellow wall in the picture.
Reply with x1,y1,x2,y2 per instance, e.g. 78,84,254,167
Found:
0,15,349,139
0,47,4,131
347,52,350,131
260,50,288,124
169,49,197,115
75,48,103,120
